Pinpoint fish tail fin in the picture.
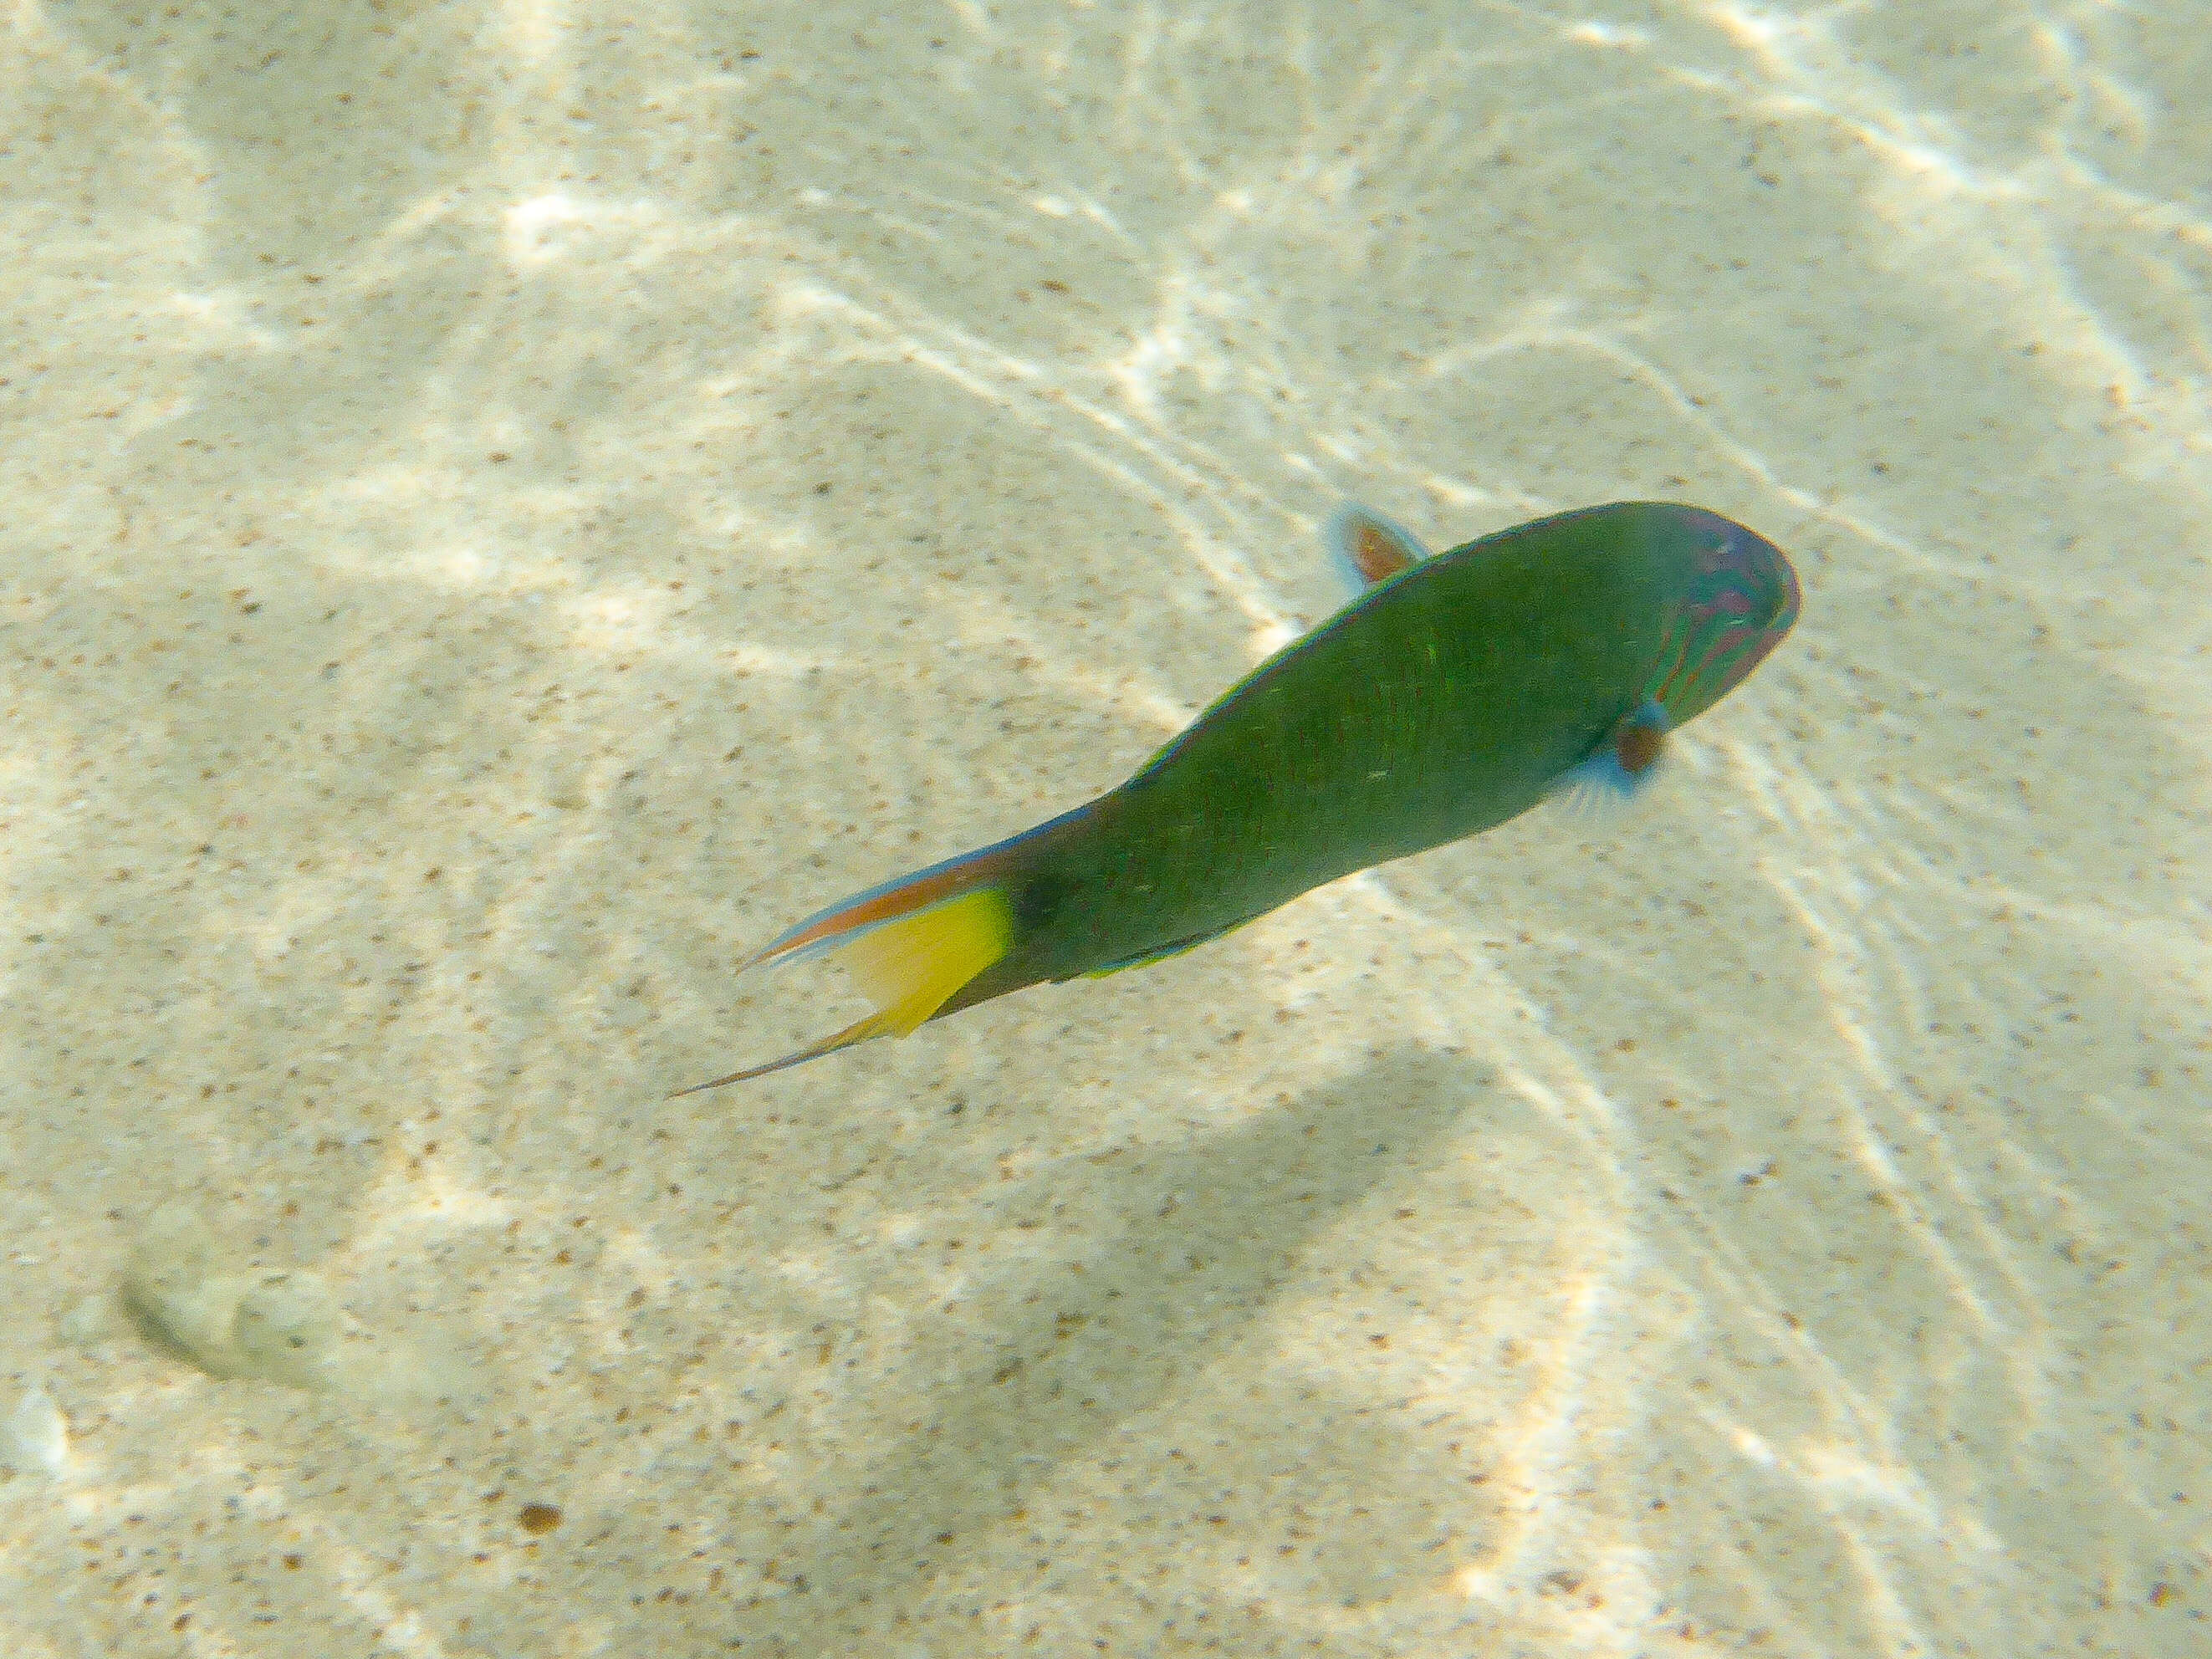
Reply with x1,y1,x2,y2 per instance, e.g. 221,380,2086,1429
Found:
672,827,1048,1094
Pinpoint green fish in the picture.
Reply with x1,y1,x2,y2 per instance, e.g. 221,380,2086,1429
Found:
680,501,1799,1091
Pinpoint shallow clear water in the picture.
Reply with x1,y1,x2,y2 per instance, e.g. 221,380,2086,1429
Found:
3,2,2206,1653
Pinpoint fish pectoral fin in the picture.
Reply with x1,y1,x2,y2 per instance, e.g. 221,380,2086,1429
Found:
1547,700,1672,815
1325,503,1431,595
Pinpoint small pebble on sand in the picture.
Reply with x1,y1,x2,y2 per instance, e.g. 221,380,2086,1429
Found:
3,1387,70,1476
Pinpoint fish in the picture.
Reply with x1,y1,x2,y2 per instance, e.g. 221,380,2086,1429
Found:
677,500,1800,1092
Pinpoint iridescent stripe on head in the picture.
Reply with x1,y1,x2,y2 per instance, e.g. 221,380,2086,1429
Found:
1647,513,1800,717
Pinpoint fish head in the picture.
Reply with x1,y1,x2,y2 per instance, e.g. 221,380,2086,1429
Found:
1645,505,1801,727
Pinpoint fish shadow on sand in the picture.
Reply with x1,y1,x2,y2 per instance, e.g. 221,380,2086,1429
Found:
684,1044,1584,1653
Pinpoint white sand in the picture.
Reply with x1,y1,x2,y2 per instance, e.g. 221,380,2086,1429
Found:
3,2,2207,1653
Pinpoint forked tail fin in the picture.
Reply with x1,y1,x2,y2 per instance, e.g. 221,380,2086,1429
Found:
671,825,1050,1094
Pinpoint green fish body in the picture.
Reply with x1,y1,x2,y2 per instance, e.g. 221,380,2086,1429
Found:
682,501,1798,1090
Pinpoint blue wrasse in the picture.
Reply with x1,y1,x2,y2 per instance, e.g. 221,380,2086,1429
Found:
677,501,1799,1091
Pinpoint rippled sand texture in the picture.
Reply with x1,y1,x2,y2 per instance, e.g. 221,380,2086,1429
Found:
3,1,2207,1654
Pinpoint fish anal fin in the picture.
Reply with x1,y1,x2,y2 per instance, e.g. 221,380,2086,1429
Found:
1083,912,1256,979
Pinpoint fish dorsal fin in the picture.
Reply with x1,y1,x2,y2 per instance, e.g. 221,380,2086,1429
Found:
1325,503,1431,595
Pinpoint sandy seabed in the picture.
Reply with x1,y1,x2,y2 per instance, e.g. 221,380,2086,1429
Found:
2,2,2207,1655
